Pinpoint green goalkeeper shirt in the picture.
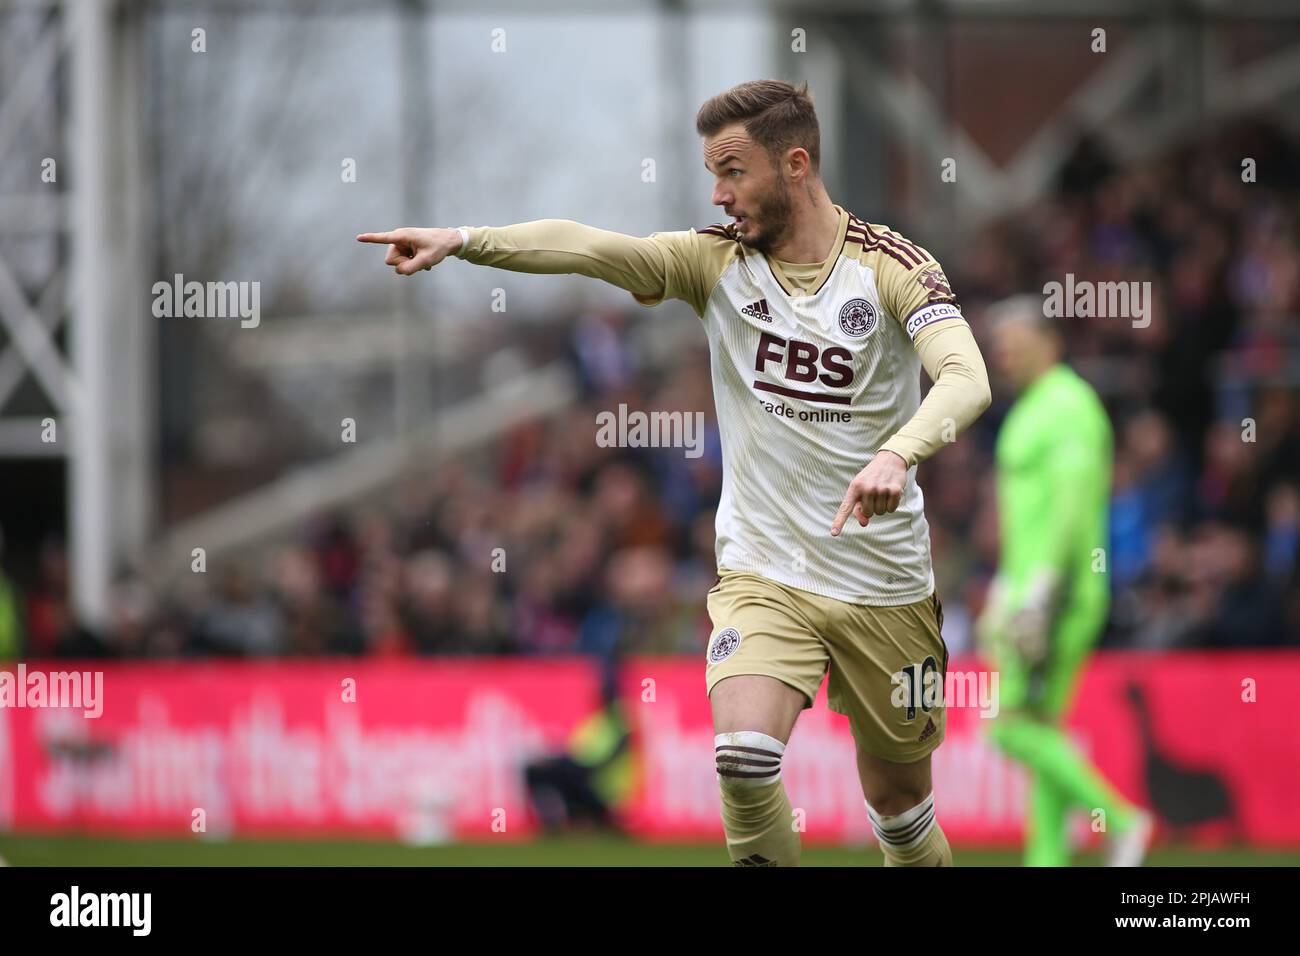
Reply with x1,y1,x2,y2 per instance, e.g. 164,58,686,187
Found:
994,363,1113,614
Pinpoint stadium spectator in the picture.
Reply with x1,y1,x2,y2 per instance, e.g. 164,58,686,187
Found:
16,121,1300,657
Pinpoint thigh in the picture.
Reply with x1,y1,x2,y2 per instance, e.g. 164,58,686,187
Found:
1039,597,1106,717
705,569,829,739
825,591,949,764
710,674,807,742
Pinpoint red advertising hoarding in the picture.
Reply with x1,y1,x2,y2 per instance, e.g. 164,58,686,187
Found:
1,653,1295,847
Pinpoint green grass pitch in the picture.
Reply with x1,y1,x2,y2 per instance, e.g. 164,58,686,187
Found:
1,834,1296,866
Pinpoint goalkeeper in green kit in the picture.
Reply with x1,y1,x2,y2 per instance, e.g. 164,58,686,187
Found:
977,295,1153,867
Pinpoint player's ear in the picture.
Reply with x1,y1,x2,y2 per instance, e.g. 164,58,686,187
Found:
788,146,812,179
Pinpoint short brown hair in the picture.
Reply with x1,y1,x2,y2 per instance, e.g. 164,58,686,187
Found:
696,80,820,175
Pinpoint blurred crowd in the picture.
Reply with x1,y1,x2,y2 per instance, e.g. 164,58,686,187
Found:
2,120,1298,661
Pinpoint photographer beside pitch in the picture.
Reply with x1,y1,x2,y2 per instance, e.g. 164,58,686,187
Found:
359,80,991,866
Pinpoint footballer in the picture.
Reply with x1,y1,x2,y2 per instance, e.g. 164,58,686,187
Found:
977,295,1154,866
359,80,991,866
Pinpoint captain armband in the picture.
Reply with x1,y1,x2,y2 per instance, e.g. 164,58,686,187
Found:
903,301,963,342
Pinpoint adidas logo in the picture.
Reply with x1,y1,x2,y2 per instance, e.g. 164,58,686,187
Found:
733,853,778,867
741,298,773,322
918,716,938,743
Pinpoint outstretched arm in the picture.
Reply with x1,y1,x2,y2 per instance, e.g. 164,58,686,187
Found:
357,220,693,305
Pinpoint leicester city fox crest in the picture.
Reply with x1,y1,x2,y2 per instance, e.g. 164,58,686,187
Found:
838,298,878,338
918,265,955,302
708,627,742,663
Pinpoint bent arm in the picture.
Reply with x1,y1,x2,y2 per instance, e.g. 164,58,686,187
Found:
878,320,992,468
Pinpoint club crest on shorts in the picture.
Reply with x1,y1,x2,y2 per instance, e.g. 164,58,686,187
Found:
708,626,742,663
838,298,877,338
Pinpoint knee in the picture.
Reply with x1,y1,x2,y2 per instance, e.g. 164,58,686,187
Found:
715,731,785,791
985,712,1020,749
986,710,1048,756
856,747,930,816
865,784,930,818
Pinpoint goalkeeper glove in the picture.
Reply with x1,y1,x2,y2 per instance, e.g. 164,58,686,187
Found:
976,569,1059,665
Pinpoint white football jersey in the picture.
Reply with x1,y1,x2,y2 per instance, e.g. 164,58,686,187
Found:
633,205,964,605
457,205,966,606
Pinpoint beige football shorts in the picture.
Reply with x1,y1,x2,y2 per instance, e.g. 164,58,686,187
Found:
705,567,949,763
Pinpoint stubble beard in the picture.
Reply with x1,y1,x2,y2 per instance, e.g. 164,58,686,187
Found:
744,174,795,255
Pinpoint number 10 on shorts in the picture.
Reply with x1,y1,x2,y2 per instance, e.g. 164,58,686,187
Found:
891,656,942,721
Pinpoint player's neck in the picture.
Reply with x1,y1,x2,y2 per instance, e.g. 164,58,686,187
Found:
1020,359,1063,392
768,192,840,264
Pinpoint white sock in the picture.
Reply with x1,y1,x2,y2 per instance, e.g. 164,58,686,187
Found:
866,792,936,852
